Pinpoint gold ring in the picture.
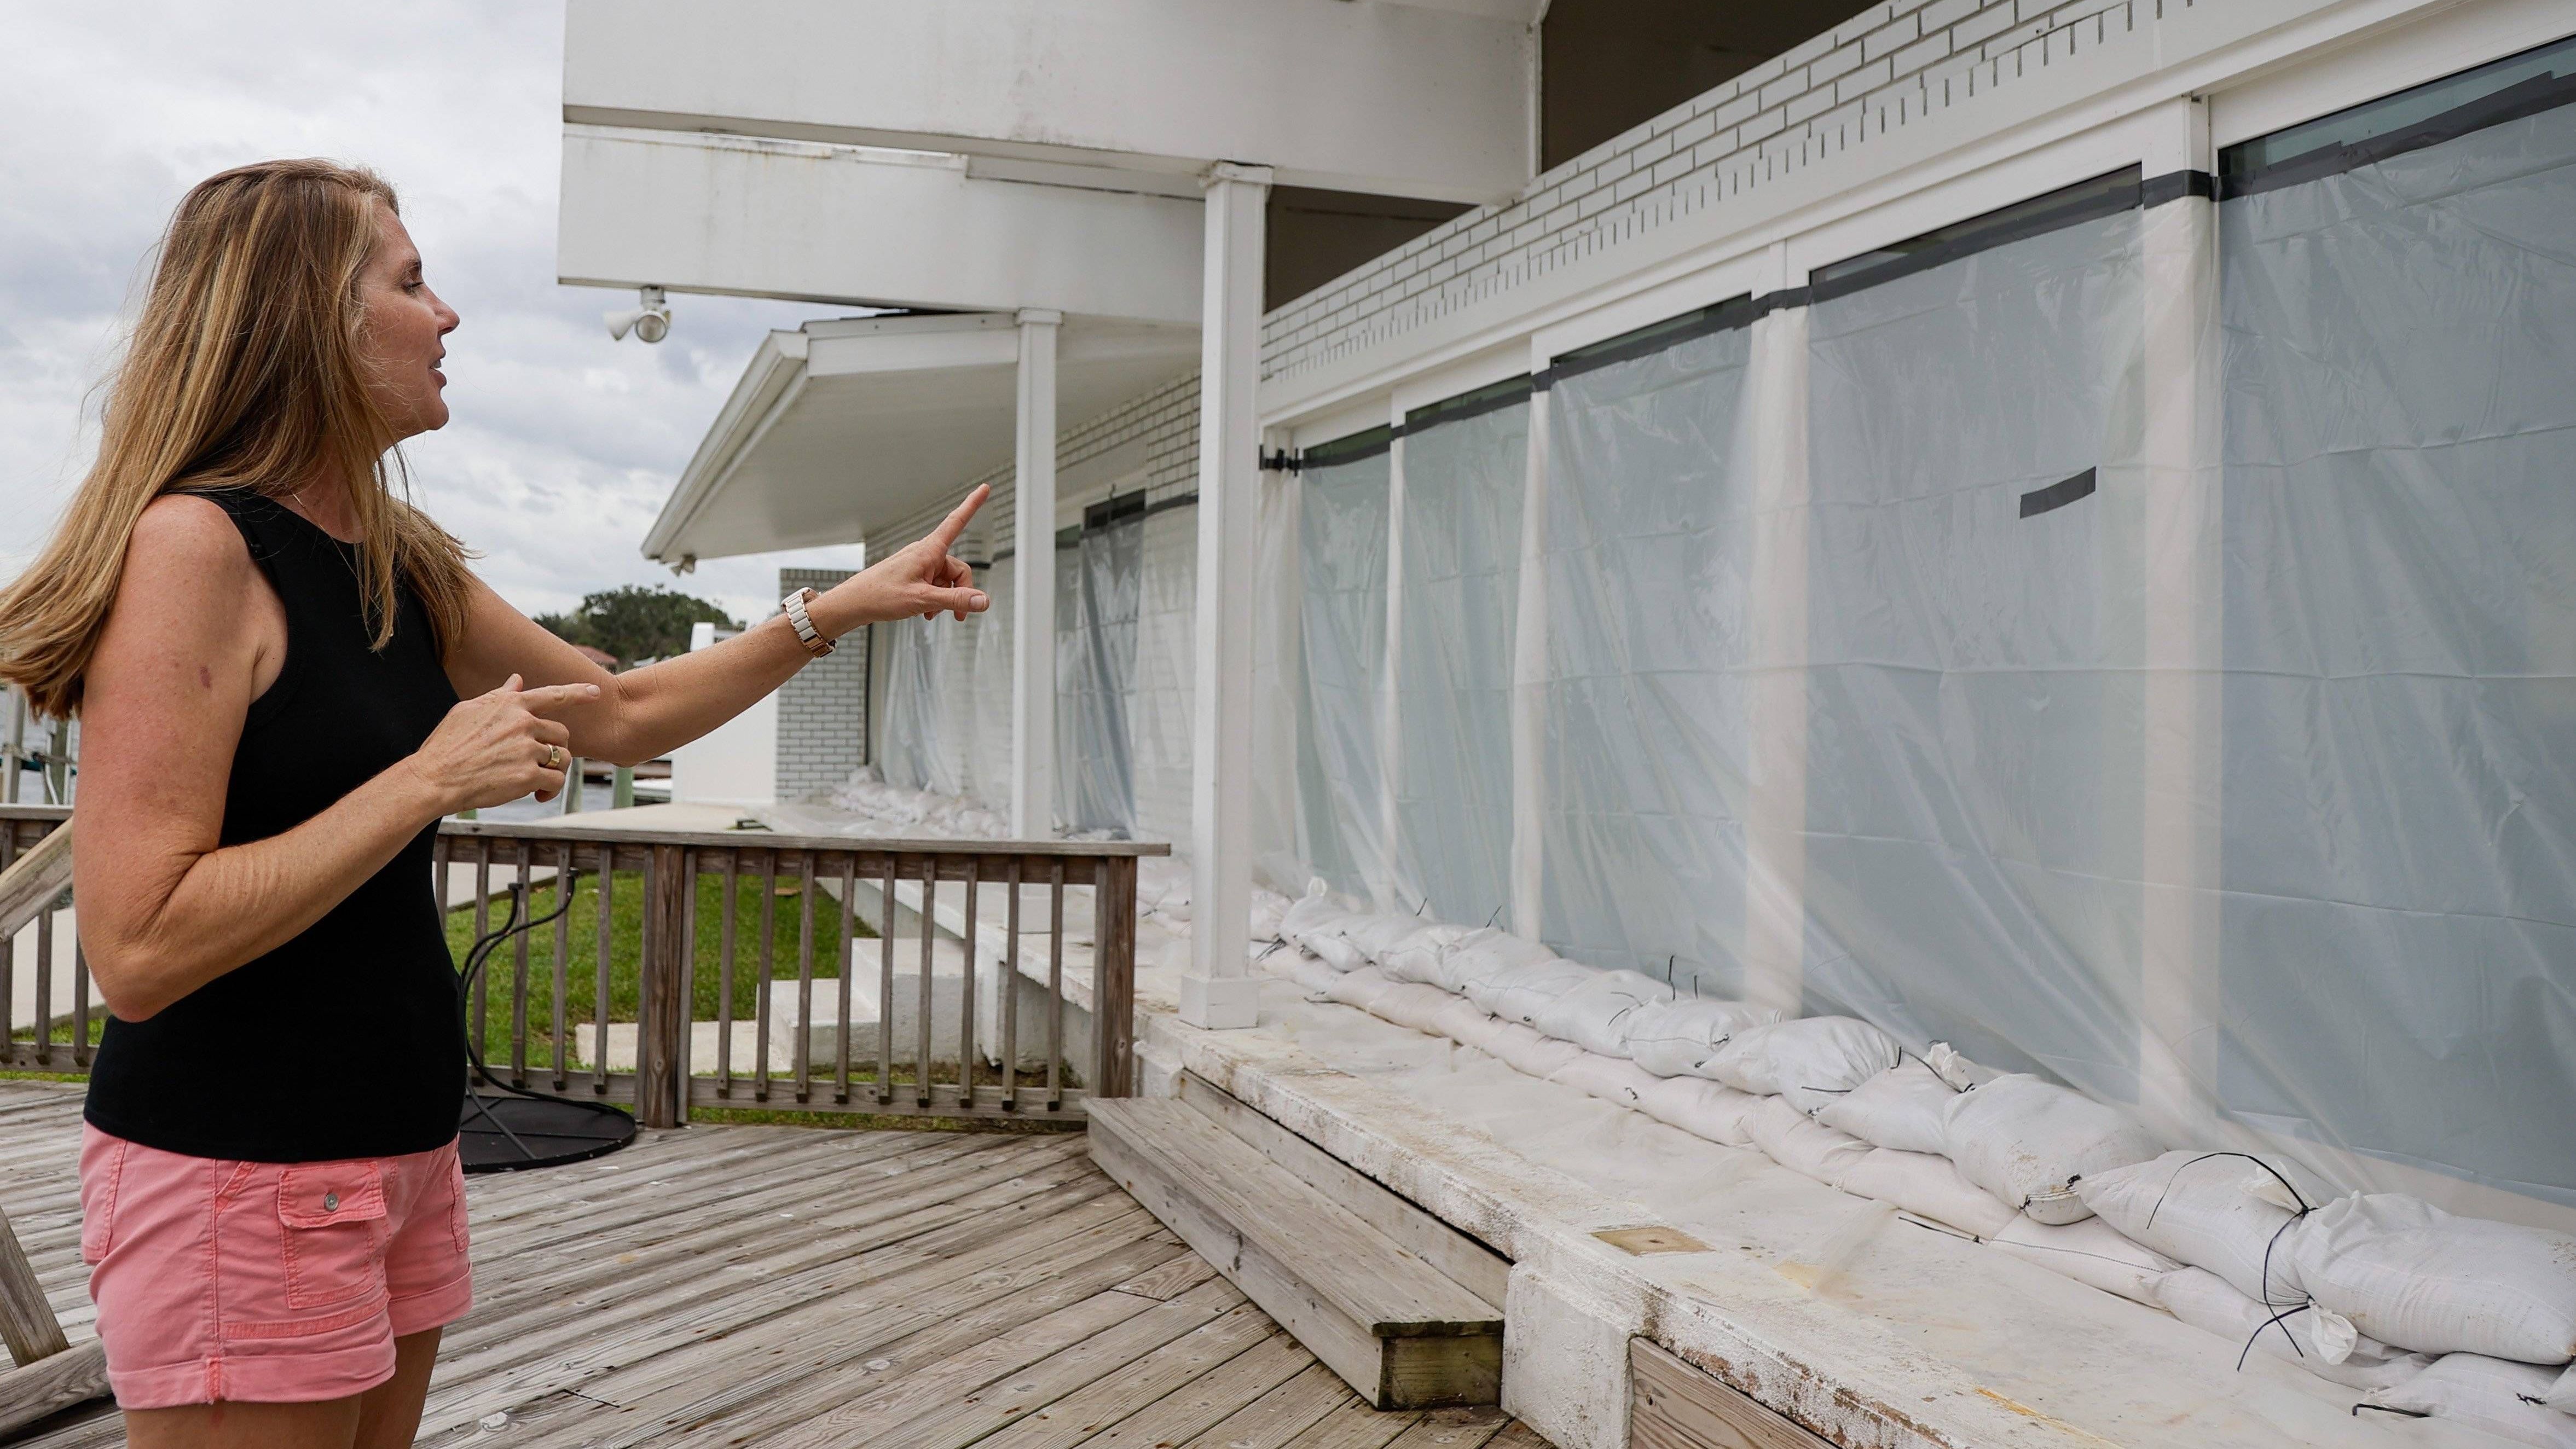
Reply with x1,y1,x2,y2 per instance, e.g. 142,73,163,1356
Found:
543,744,565,770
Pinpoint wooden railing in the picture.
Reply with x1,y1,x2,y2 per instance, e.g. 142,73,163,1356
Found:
0,804,1161,1129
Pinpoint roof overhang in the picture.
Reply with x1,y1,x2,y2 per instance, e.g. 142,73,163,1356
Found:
563,0,1536,206
559,126,1206,323
643,312,1195,564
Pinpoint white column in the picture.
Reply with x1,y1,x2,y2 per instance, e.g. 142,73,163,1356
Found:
1010,308,1061,838
1506,340,1550,938
2138,97,2222,1148
1742,283,1811,1021
1183,162,1271,1030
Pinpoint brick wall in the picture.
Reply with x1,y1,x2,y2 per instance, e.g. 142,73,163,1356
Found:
1261,0,2182,384
775,567,869,802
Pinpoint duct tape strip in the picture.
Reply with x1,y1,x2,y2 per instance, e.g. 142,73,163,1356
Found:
2220,33,2576,200
2019,467,2097,519
1809,167,2143,304
1536,293,1757,391
1404,375,1534,434
1301,424,1396,468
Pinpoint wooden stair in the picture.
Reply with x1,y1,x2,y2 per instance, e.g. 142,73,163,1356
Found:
1087,1084,1506,1410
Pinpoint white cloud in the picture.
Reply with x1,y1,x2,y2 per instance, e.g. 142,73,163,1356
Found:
0,1,869,629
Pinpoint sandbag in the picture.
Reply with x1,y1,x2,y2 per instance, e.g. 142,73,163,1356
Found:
2545,1360,2576,1413
1549,1052,1659,1111
1484,1021,1586,1080
1989,1214,2176,1305
2076,1151,2318,1306
1940,1075,2160,1224
2366,1355,2576,1449
2152,1267,2432,1393
1377,922,1472,985
1432,928,1558,995
1631,1075,1761,1149
1429,994,1509,1052
1924,1041,2000,1090
1370,980,1457,1034
1619,998,1779,1080
1749,1095,1873,1191
2286,1193,2576,1364
1815,1060,1957,1156
1706,1017,1901,1114
1531,970,1675,1058
1323,966,1399,1013
1840,1148,2018,1240
1466,955,1599,1028
1350,911,1437,964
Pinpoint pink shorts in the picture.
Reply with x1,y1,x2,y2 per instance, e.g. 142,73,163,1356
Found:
79,1125,475,1409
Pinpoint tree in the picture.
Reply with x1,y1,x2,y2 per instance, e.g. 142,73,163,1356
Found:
536,585,742,669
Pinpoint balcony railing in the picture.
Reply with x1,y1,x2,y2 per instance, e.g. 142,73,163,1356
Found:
0,804,1159,1128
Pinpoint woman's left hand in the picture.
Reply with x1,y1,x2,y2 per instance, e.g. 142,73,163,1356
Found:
817,485,992,630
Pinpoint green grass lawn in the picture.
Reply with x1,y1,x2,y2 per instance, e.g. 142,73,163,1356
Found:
448,868,873,1071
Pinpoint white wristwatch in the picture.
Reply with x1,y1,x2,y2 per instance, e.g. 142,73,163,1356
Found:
780,587,835,656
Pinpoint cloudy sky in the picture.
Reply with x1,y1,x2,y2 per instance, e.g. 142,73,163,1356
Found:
0,2,868,628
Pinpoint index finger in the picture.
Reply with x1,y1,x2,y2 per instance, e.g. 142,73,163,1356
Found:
926,484,991,552
516,682,606,716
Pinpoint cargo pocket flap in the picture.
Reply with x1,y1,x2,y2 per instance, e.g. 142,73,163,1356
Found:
278,1163,387,1228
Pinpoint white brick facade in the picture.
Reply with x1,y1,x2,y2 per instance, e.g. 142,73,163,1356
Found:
1260,0,2185,385
774,566,867,802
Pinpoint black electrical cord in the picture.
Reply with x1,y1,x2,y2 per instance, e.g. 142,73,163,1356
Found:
454,876,638,1172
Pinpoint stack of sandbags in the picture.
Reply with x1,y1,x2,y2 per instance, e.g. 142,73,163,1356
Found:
1619,998,1780,1077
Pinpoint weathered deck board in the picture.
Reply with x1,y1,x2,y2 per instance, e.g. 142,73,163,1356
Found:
0,1081,1548,1449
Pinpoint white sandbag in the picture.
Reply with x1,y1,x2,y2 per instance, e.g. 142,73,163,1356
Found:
2286,1193,2576,1364
1940,1075,2161,1225
2076,1151,2319,1305
1549,1052,1659,1110
2152,1267,2433,1393
1280,889,1372,971
1248,888,1290,943
1749,1095,1873,1191
1706,1017,1902,1115
1370,980,1458,1034
1264,947,1342,994
1434,928,1561,995
1429,994,1508,1052
1377,922,1472,985
1350,911,1437,965
2545,1360,2576,1413
1989,1214,2176,1306
1924,1041,2001,1091
1531,970,1675,1058
2366,1355,2576,1449
1632,1075,1761,1149
1815,1060,1958,1155
1466,955,1599,1028
1619,998,1779,1079
1840,1148,2018,1240
1323,966,1398,1013
1485,1022,1586,1080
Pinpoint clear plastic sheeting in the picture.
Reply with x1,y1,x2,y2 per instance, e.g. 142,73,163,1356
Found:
1801,206,2149,1099
1297,444,1392,897
1394,401,1526,928
1540,327,1757,990
1057,514,1140,834
875,612,979,800
1130,505,1198,850
966,556,1016,816
2213,100,2576,1209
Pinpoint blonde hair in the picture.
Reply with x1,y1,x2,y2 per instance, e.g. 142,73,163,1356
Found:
0,158,472,718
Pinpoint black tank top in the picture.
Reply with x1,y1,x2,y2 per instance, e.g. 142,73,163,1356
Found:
84,492,465,1162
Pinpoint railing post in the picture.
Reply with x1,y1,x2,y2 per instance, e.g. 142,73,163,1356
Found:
637,843,690,1128
1092,854,1137,1099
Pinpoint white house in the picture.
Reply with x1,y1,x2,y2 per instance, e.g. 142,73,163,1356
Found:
559,4,2576,1444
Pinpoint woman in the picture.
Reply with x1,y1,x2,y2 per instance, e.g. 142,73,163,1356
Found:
0,159,988,1448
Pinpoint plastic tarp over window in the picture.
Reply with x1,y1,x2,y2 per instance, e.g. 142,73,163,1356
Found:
877,612,987,800
1298,441,1391,897
1801,205,2147,1100
1058,512,1141,834
1395,398,1526,929
2214,100,2576,1207
1542,329,1757,991
1130,504,1197,850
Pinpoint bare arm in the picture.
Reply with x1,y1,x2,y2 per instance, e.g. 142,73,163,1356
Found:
72,496,598,1021
444,485,992,765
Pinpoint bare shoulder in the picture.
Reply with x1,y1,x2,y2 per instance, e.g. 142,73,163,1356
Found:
126,492,252,584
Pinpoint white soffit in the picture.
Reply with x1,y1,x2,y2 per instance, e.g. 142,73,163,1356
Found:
559,127,1205,324
561,0,1533,204
643,313,1195,564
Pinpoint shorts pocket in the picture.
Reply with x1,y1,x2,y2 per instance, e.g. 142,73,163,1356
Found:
78,1138,127,1265
279,1162,389,1309
443,1150,471,1256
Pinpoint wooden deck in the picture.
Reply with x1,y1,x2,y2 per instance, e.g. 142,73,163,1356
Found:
0,1082,1545,1449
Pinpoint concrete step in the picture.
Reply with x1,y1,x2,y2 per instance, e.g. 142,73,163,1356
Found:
1086,1096,1503,1410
